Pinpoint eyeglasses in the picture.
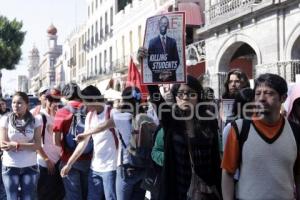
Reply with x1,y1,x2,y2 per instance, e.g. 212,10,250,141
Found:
176,91,198,99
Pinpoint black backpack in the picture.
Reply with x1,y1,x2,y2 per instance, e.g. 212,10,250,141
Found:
63,105,93,154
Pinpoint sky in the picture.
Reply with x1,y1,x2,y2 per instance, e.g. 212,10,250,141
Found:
0,0,87,95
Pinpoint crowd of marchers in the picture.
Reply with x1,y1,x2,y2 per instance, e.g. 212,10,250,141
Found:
0,49,299,200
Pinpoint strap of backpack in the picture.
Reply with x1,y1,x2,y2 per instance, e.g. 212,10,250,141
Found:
106,106,119,150
288,120,300,152
288,120,300,177
40,113,47,144
231,119,251,167
64,104,76,113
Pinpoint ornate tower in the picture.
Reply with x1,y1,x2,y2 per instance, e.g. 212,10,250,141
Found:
28,46,40,92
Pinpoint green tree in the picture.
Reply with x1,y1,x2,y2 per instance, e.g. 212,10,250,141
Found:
0,16,26,70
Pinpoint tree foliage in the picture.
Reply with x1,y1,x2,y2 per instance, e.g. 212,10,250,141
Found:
0,16,26,70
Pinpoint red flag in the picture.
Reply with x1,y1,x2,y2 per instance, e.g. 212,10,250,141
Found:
126,57,148,100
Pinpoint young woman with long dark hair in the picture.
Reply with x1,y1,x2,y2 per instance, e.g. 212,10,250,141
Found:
0,92,42,200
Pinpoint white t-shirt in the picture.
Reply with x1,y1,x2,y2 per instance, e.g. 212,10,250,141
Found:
112,109,133,166
86,105,118,172
0,114,42,168
37,110,62,167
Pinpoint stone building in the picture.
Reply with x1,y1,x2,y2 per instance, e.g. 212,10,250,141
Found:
197,0,300,97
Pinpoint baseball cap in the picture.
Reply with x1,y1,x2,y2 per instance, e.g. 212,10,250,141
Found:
45,88,61,102
38,86,50,95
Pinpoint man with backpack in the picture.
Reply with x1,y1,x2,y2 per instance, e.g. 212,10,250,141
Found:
36,88,65,200
222,73,300,200
53,83,92,200
60,85,118,200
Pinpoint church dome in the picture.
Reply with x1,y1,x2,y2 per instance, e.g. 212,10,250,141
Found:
47,24,57,35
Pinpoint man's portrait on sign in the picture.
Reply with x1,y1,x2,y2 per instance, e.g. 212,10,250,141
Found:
142,12,186,85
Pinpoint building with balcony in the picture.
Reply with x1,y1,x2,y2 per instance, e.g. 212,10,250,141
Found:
196,0,300,97
67,0,204,93
79,0,116,92
61,24,87,88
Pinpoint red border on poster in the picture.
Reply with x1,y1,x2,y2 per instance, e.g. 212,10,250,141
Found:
141,12,186,85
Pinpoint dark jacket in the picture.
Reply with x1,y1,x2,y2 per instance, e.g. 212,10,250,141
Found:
148,85,222,200
147,35,180,82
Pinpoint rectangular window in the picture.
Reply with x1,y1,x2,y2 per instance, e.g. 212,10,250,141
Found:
87,60,89,76
91,58,93,75
109,46,112,70
110,7,113,26
105,12,108,36
138,25,142,46
95,55,97,74
104,50,107,73
122,35,125,62
129,31,133,54
92,1,94,15
99,53,102,74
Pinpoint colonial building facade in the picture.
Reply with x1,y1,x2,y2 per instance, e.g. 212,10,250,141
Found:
198,0,300,97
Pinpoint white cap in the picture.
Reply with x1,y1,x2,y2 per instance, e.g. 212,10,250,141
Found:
38,86,50,95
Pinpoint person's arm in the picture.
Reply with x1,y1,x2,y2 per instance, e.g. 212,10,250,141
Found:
151,128,164,166
0,127,8,144
36,145,55,174
76,118,115,142
60,135,91,177
222,170,235,200
2,125,43,151
221,126,240,200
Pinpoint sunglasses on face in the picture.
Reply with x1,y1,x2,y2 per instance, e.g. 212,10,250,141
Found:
176,91,198,99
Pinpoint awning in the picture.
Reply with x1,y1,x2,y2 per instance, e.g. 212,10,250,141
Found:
157,3,203,26
178,2,203,26
96,78,112,94
104,88,122,100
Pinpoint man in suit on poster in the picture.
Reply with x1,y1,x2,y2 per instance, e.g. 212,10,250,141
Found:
148,15,180,82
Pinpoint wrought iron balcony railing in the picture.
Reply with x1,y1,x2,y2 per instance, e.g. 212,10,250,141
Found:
207,0,262,24
255,60,300,82
186,40,205,65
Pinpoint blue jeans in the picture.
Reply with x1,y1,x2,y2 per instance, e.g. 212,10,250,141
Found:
0,159,6,200
60,160,90,200
116,165,146,200
2,165,39,200
87,169,116,200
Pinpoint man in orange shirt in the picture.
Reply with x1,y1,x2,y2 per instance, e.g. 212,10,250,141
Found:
222,73,300,200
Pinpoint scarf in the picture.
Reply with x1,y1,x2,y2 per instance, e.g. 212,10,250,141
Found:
9,111,35,136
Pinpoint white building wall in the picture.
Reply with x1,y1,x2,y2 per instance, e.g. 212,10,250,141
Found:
86,0,115,77
199,0,300,97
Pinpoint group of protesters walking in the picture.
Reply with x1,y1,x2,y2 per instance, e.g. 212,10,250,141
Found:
0,48,299,200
